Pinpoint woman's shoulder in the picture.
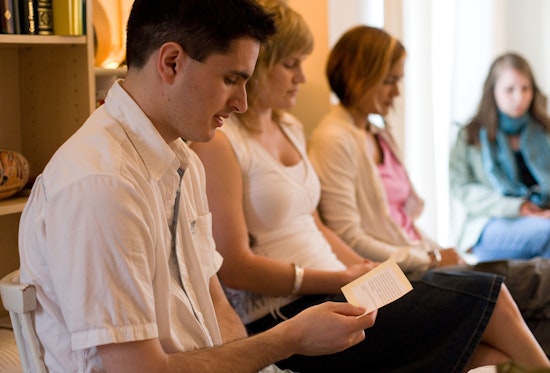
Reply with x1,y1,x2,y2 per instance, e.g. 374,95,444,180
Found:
317,106,357,132
311,109,358,148
455,125,471,143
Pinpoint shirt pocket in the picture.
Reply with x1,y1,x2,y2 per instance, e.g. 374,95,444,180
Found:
189,212,223,278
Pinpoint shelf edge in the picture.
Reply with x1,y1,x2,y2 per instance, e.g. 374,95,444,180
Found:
0,196,27,216
0,34,87,46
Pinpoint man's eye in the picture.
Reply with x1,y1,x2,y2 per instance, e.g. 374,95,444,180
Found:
225,77,237,85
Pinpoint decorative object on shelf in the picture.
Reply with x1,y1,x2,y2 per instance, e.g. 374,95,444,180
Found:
93,0,133,68
0,150,30,200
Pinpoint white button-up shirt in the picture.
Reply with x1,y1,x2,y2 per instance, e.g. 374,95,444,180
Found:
19,81,223,372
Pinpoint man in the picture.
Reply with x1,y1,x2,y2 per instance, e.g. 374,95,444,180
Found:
18,0,376,371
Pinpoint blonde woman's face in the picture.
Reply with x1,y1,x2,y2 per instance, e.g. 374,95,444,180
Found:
257,52,308,111
494,67,533,118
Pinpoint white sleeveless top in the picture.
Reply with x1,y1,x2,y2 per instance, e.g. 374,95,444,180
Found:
220,113,346,324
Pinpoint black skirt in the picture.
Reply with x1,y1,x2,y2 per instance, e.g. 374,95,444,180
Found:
247,269,503,373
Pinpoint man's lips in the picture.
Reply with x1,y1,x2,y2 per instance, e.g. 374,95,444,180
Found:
214,114,229,127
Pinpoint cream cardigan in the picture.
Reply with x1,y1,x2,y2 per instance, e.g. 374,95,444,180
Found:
308,105,435,274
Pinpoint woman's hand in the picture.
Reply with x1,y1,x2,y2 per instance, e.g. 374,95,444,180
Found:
520,201,550,218
434,248,465,267
342,262,378,284
363,258,380,267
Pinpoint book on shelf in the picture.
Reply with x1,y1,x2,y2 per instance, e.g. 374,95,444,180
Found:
0,0,16,34
36,0,52,34
1,0,53,35
18,0,37,34
52,0,83,36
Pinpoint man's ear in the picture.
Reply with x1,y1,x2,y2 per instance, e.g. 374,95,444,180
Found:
157,42,186,84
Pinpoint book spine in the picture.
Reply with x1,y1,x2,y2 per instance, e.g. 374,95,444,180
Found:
52,0,82,35
0,0,16,34
81,0,84,34
12,0,20,33
18,0,37,34
36,0,52,35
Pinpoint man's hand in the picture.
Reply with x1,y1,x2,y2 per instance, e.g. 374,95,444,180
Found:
98,302,377,372
276,302,377,356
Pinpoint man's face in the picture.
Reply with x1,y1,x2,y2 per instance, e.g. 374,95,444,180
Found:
168,37,260,142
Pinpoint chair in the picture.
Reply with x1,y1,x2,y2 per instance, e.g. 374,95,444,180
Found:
0,269,47,372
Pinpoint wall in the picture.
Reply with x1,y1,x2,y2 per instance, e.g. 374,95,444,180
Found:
93,0,133,68
287,0,331,136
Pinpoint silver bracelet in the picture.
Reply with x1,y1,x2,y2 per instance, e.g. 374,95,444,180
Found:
290,263,304,296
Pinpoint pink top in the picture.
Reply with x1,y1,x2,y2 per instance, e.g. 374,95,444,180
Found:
376,135,420,241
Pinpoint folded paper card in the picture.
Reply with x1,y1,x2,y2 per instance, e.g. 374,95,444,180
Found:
341,258,413,314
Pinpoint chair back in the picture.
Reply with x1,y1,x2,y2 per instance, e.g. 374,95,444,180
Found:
0,269,47,372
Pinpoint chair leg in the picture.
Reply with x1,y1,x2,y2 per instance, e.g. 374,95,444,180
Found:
9,312,31,373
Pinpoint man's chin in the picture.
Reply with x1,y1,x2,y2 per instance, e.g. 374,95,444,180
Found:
201,129,218,143
181,131,215,144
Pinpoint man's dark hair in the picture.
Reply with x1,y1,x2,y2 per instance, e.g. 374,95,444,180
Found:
126,0,276,68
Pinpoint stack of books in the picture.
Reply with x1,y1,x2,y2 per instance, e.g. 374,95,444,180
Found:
0,0,85,36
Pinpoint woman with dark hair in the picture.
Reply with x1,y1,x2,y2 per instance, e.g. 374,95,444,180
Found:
450,53,550,262
309,25,460,274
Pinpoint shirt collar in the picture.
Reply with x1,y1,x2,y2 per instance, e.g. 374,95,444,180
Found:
103,80,188,179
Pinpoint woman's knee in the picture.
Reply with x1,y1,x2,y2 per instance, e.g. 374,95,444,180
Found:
496,284,522,318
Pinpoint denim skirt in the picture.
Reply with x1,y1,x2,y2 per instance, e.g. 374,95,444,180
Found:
246,269,503,373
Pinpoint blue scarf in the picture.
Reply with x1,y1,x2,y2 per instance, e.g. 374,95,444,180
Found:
480,111,550,208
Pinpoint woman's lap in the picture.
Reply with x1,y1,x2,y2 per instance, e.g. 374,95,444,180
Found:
247,270,503,373
473,216,550,261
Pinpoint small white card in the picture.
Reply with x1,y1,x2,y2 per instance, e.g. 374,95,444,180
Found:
341,258,413,314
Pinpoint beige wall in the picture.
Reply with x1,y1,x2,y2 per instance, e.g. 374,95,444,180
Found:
287,0,331,136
